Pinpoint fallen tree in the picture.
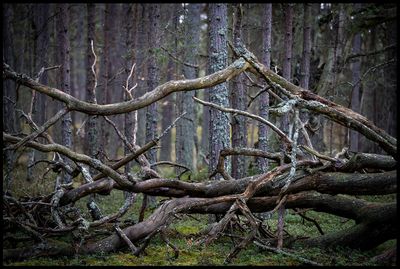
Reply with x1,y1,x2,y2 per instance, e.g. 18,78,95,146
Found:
2,44,397,264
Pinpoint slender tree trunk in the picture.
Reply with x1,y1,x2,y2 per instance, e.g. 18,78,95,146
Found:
160,5,177,163
33,4,49,126
123,2,137,168
257,3,272,174
349,4,362,152
176,3,201,171
160,7,176,163
208,3,230,223
208,3,230,180
383,16,397,146
145,4,161,206
359,28,376,153
281,4,293,135
135,4,148,146
26,4,50,181
86,3,98,169
99,4,112,161
230,4,247,179
3,4,17,191
298,3,312,146
56,3,73,184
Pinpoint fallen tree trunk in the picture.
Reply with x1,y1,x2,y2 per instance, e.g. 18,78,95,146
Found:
4,191,396,260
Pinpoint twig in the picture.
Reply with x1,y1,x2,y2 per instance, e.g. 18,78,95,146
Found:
103,115,135,153
293,209,324,235
90,192,136,227
161,230,179,260
300,145,337,163
5,107,69,151
90,39,98,103
114,223,139,254
194,96,292,147
75,116,90,136
161,46,198,68
151,161,191,174
253,240,322,266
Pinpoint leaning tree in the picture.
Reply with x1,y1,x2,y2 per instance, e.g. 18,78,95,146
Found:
2,42,397,264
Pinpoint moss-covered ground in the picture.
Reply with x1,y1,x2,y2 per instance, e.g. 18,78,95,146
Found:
3,162,396,266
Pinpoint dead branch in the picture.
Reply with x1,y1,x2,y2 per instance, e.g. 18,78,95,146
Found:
229,42,397,158
3,57,249,115
193,96,292,147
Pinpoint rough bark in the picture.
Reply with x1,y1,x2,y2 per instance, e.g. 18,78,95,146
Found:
56,3,73,184
145,4,161,206
349,3,362,152
257,3,272,173
208,3,230,179
135,4,147,146
230,4,247,179
298,3,312,147
123,3,137,173
2,4,16,191
281,3,293,134
175,3,201,171
86,3,98,165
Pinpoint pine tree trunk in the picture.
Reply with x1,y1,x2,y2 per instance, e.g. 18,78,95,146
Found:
281,4,293,135
257,3,272,174
56,3,73,184
123,3,137,170
298,3,312,146
160,5,177,163
135,4,148,146
3,4,17,191
208,3,230,180
86,3,98,167
146,4,161,206
176,3,201,171
230,4,247,179
349,4,362,152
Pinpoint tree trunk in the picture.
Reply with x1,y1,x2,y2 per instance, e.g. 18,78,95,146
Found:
146,4,161,206
176,3,201,171
298,3,312,146
123,3,137,170
208,3,230,180
230,4,247,179
86,3,98,165
281,4,293,134
160,4,178,163
349,3,362,152
2,4,16,191
56,3,73,184
257,3,272,174
135,4,148,147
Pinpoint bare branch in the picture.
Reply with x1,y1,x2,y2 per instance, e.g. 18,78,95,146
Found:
194,96,292,147
5,106,69,151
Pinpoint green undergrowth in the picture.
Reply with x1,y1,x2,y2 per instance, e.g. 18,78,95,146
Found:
4,165,397,266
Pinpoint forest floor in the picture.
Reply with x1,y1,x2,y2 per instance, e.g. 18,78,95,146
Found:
3,163,397,266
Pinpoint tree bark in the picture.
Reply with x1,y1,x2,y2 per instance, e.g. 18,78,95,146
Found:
349,3,362,152
257,3,272,173
230,4,247,179
146,4,161,206
56,3,73,184
2,4,16,191
176,3,201,171
86,3,98,164
281,3,293,134
208,3,230,180
298,3,312,146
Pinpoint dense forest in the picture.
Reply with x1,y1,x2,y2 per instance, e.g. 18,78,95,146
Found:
2,3,397,266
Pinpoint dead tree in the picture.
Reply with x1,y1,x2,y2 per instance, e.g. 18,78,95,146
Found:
2,42,397,264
